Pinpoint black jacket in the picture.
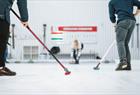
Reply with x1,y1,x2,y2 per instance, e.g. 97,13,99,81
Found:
0,0,28,23
109,0,140,23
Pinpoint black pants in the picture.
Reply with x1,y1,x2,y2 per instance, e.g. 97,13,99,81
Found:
73,49,79,64
0,19,9,67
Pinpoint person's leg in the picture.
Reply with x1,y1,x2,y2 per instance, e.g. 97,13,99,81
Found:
115,20,130,70
125,20,136,70
0,19,16,76
3,47,8,62
76,49,81,64
75,55,79,64
73,50,77,64
0,19,9,68
116,21,128,62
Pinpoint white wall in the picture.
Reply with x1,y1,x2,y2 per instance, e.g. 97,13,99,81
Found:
9,0,140,60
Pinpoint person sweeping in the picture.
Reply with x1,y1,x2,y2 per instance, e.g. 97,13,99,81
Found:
108,0,140,71
0,0,29,76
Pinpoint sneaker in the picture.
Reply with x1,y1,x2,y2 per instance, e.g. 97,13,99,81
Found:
115,63,131,71
75,60,79,64
116,59,128,71
115,58,132,71
0,67,16,76
127,63,131,70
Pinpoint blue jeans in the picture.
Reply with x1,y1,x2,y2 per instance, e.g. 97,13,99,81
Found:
116,19,136,63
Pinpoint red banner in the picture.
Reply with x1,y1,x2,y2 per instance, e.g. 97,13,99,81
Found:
58,26,97,32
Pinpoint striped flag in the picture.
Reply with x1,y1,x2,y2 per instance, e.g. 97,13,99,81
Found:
51,26,63,41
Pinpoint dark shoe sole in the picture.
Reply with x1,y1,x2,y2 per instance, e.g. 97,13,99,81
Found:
115,69,131,71
115,67,131,71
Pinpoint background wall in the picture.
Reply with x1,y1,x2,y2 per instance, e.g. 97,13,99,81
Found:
8,0,140,61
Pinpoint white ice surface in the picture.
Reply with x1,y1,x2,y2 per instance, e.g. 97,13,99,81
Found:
0,61,140,95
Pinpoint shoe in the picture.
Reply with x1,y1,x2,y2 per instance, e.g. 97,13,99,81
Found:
115,58,131,71
75,60,79,64
0,67,16,76
115,59,129,71
127,63,131,70
115,63,130,71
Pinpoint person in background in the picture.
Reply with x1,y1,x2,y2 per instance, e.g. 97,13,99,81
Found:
70,39,83,64
0,0,29,76
108,0,140,71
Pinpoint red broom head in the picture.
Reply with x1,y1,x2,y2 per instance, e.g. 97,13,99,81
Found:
65,71,71,75
64,68,71,75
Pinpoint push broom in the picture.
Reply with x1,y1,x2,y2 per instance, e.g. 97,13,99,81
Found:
10,8,71,75
93,40,116,70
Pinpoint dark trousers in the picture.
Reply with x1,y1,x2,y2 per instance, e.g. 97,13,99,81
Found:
115,19,136,64
73,49,79,64
0,19,9,67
